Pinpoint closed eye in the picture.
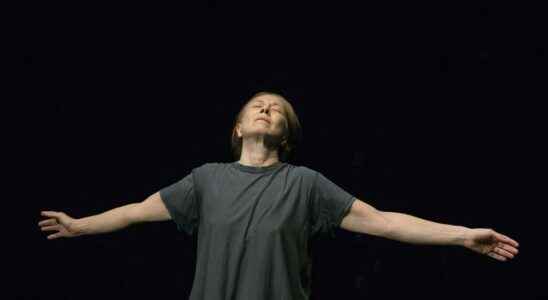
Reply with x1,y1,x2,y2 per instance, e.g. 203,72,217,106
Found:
254,105,281,113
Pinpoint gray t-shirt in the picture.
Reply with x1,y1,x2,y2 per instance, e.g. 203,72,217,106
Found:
159,161,356,300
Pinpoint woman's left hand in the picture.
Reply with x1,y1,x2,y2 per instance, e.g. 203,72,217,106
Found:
462,228,519,261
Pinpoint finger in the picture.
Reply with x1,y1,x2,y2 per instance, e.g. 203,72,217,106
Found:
498,243,519,255
494,232,519,247
47,232,61,240
38,219,57,226
494,247,514,259
41,225,60,232
487,251,507,262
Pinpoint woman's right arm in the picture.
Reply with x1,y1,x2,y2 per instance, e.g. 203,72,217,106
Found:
39,192,171,238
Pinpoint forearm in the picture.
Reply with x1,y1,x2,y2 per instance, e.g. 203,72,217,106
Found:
382,211,469,246
74,203,138,235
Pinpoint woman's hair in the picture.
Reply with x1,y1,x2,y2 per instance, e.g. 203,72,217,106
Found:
230,91,302,162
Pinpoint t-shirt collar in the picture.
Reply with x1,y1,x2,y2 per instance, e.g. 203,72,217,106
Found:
232,160,285,174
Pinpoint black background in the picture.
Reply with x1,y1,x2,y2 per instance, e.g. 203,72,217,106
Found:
20,2,545,300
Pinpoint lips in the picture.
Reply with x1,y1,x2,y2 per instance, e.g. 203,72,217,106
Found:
256,117,271,124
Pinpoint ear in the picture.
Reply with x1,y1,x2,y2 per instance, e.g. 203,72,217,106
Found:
236,123,242,138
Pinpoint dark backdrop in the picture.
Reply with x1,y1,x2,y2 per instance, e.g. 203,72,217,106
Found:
20,3,545,300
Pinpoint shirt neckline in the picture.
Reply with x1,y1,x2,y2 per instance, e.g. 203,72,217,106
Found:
231,160,285,174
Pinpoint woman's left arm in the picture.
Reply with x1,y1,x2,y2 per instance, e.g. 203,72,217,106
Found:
342,199,520,261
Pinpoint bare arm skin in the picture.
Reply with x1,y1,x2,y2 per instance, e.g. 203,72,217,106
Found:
39,192,170,239
341,198,519,262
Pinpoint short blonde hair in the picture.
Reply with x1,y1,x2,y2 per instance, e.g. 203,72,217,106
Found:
230,91,303,162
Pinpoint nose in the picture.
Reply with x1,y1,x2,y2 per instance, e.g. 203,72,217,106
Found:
260,107,270,115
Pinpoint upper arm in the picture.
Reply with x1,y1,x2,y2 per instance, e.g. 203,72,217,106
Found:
127,191,172,224
340,198,391,237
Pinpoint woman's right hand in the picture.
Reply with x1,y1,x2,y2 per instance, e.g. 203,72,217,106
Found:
38,211,82,239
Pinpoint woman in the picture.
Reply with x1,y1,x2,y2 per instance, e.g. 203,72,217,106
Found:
38,91,520,299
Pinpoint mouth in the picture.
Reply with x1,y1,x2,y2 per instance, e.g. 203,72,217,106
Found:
256,118,271,124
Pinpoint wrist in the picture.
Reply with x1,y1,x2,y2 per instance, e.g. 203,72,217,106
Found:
456,226,471,247
73,218,89,236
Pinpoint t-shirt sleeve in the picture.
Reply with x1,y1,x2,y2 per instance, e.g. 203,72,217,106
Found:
159,171,200,236
309,170,356,238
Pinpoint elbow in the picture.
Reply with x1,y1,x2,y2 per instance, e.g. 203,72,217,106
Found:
375,210,395,238
125,203,142,225
357,209,393,238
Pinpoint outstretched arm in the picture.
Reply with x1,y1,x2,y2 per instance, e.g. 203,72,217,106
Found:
341,199,520,261
39,192,171,238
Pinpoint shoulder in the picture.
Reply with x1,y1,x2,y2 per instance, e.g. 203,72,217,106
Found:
284,163,319,182
186,162,226,188
192,161,223,173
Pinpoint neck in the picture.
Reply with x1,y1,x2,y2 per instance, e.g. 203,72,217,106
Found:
239,138,280,167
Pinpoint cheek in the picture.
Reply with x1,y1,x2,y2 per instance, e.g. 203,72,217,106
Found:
278,118,288,131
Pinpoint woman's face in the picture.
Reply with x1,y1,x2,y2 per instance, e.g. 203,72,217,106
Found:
236,94,288,142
